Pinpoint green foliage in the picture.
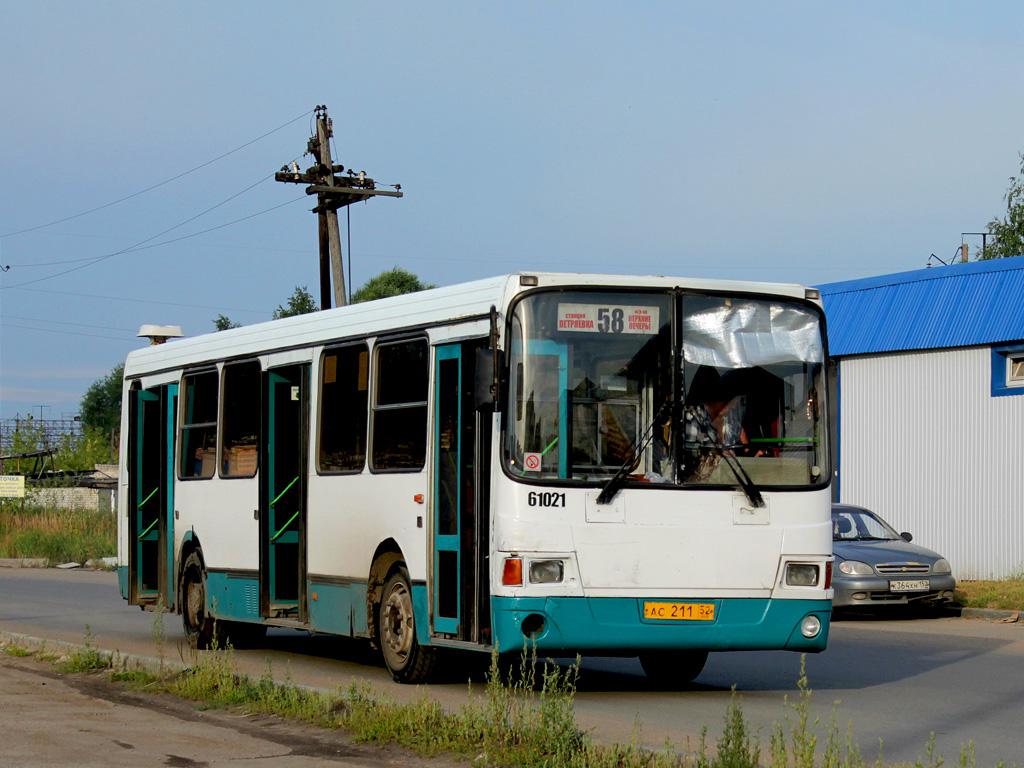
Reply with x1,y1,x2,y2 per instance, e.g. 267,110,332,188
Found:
5,419,111,472
0,499,116,562
983,153,1024,260
2,642,32,657
213,314,241,331
56,626,111,673
351,266,436,304
79,362,124,436
86,643,1014,768
273,285,319,319
716,690,760,768
954,573,1024,610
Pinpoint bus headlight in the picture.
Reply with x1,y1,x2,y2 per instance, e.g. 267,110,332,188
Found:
529,559,565,584
785,563,819,587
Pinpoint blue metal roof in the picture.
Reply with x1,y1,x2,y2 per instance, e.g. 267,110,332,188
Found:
817,255,1024,356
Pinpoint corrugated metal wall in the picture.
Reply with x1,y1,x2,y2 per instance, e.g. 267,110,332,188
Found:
838,346,1024,580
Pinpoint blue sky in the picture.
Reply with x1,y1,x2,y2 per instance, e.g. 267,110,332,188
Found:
2,2,1023,421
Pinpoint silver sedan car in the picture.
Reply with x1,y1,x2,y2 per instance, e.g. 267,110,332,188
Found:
832,503,956,608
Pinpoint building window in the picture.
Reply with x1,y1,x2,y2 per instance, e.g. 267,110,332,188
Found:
319,343,369,473
180,370,219,478
1008,354,1024,386
371,338,428,471
220,361,260,477
991,345,1024,397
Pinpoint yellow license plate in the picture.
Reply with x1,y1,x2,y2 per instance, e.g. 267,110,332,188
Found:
643,602,716,621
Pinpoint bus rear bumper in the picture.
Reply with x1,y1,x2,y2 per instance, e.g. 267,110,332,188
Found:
490,596,830,654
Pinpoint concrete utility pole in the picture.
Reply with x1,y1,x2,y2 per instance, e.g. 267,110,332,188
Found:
275,105,403,309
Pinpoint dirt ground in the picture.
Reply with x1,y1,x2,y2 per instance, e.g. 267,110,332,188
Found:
0,654,463,768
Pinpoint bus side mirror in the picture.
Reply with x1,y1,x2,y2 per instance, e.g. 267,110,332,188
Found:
475,349,504,410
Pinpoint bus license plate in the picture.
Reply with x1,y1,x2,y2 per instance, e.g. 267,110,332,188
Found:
643,602,715,621
890,579,929,592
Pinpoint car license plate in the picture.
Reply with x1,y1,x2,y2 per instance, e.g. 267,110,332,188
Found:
889,579,929,592
643,602,715,621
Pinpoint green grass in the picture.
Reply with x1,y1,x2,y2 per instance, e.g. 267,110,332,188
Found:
954,570,1024,611
54,626,111,673
7,630,1015,768
0,499,115,564
2,642,33,657
49,642,1012,768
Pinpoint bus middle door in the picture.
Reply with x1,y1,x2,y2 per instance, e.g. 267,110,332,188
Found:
260,364,309,622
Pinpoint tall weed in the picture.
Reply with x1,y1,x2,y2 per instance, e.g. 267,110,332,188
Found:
0,499,115,562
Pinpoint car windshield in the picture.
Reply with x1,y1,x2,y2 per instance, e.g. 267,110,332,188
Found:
504,289,829,489
832,508,902,541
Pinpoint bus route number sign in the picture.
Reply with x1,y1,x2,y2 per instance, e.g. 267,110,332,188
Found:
557,304,659,335
643,601,716,621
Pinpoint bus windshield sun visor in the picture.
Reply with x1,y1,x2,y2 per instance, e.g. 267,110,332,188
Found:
683,301,823,369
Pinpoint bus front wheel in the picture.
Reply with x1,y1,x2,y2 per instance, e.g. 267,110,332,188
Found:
378,566,438,683
639,649,709,687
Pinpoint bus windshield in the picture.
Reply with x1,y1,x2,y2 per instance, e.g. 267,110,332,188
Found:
504,290,828,489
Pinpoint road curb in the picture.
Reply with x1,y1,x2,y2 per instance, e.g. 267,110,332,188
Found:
955,606,1021,622
0,629,187,676
0,558,48,568
0,629,331,697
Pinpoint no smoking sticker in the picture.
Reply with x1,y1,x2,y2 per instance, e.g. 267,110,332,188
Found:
524,453,542,472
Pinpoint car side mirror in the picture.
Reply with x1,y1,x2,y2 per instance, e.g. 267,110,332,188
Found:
900,532,913,543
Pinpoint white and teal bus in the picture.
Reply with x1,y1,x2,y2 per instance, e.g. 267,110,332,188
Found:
118,272,833,684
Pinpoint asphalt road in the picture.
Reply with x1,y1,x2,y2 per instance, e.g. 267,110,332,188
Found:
2,567,1023,766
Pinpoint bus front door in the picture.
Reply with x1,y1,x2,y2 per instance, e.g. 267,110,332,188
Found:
432,341,491,644
128,383,177,608
260,364,309,622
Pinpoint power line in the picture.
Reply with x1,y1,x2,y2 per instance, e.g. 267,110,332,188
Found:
1,194,307,289
0,314,137,332
6,285,270,315
0,109,313,239
5,173,280,269
0,322,136,341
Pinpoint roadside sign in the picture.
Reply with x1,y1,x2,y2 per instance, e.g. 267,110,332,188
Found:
0,475,26,498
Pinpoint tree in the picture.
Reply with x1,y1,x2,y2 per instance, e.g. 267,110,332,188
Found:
983,153,1024,260
79,362,124,438
272,285,319,319
213,314,241,331
351,267,436,304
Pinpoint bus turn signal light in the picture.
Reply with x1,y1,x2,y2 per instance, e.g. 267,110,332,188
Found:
502,557,523,586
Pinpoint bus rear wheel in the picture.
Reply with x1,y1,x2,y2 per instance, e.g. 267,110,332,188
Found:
181,551,226,650
378,566,438,683
639,649,709,687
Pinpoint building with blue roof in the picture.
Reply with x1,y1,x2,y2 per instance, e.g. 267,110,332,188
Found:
819,255,1024,580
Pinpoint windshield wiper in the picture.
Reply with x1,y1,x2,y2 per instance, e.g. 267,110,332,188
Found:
596,397,671,505
688,407,765,509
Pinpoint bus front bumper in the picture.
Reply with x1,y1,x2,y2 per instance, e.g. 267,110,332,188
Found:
491,596,831,655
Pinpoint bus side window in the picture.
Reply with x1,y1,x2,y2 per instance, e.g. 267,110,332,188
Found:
319,344,369,473
220,361,260,477
180,370,218,479
371,339,428,471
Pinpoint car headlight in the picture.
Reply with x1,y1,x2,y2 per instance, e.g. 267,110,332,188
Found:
932,558,952,574
837,560,874,576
